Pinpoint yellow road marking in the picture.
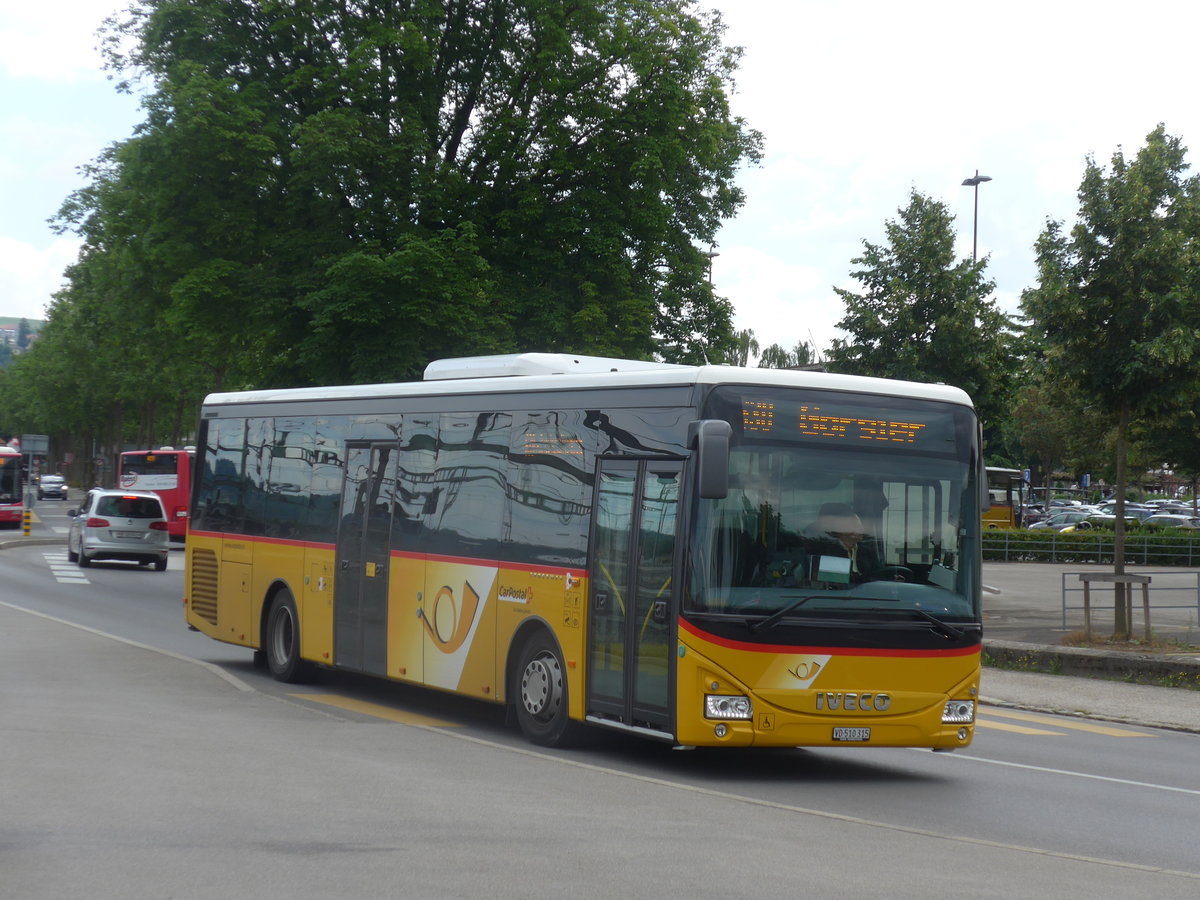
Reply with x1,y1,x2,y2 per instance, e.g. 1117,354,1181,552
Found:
976,719,1065,735
290,694,460,727
983,707,1152,737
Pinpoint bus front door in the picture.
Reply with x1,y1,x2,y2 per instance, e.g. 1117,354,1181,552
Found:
334,442,396,676
586,459,681,737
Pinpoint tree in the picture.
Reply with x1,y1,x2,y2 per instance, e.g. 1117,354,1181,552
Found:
58,0,761,390
1008,379,1072,491
727,329,759,366
1138,401,1200,513
1021,125,1200,637
825,189,1016,430
758,340,813,369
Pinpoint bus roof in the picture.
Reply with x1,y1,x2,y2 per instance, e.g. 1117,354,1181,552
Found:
201,353,976,409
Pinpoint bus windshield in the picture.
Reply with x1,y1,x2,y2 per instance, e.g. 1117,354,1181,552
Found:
687,387,981,623
0,453,20,503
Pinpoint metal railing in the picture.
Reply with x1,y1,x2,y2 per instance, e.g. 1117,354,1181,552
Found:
1060,569,1200,638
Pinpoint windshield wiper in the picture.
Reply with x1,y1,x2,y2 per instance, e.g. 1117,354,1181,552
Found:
859,606,966,641
746,595,819,634
909,608,967,640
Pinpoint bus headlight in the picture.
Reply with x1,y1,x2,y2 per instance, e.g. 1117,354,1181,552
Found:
942,700,975,724
705,694,753,720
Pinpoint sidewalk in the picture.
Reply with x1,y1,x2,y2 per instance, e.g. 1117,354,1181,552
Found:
982,668,1200,733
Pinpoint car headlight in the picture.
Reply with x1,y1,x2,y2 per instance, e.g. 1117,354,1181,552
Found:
705,694,753,720
943,700,975,724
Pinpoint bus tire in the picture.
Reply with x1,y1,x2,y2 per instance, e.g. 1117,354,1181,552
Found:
265,590,305,683
514,630,577,747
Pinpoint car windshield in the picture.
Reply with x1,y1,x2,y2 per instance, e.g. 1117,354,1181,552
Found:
96,496,163,519
686,387,981,624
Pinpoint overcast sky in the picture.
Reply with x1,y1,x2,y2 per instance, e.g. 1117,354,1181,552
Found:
4,1,1200,359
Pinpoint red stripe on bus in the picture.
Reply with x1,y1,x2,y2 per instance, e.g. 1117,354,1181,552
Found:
679,618,981,658
186,530,335,552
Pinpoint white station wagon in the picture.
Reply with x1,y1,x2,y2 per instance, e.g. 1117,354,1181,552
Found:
68,489,170,571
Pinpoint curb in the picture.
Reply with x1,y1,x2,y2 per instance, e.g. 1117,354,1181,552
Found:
984,639,1200,688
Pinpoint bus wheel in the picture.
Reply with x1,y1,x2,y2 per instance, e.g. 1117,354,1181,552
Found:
514,631,576,747
265,590,305,683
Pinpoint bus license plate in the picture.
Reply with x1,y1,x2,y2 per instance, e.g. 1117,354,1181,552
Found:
832,727,871,742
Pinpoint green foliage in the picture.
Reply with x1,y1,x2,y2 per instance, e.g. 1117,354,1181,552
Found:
825,189,1017,429
1022,125,1200,418
758,340,814,369
8,0,761,473
726,329,759,367
983,528,1200,566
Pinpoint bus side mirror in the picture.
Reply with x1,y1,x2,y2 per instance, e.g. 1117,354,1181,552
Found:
689,420,731,499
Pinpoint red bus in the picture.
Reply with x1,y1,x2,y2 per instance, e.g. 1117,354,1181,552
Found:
117,447,194,541
0,445,22,527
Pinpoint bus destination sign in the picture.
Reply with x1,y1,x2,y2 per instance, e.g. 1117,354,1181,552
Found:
742,400,928,445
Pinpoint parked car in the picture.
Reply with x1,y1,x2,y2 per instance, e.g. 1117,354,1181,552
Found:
1142,514,1200,530
1092,501,1155,519
67,489,169,570
36,475,67,501
1019,509,1045,526
1028,509,1093,531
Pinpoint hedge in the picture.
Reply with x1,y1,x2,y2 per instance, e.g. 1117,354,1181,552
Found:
981,529,1200,566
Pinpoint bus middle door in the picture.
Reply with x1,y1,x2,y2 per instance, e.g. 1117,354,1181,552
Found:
334,442,396,676
586,459,681,738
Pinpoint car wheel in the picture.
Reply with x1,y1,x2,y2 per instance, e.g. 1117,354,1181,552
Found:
78,551,92,568
265,590,305,683
513,630,578,747
67,540,78,563
154,557,167,572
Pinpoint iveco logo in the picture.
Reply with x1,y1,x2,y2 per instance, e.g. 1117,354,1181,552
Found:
814,692,891,712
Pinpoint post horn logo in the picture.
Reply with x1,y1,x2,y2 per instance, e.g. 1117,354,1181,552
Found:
421,580,481,654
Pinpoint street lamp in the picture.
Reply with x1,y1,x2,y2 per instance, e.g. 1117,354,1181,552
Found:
704,249,720,282
961,170,992,261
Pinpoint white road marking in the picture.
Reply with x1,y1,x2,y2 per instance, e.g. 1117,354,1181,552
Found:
43,552,89,584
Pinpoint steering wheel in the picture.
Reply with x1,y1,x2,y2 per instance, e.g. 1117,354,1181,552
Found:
863,565,915,583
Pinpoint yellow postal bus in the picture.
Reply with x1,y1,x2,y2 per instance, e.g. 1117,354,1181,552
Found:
983,466,1024,529
185,354,983,749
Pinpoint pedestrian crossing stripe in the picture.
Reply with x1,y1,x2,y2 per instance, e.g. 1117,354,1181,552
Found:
979,707,1152,737
43,552,89,584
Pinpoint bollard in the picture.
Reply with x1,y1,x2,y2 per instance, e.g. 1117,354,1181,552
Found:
22,507,32,536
